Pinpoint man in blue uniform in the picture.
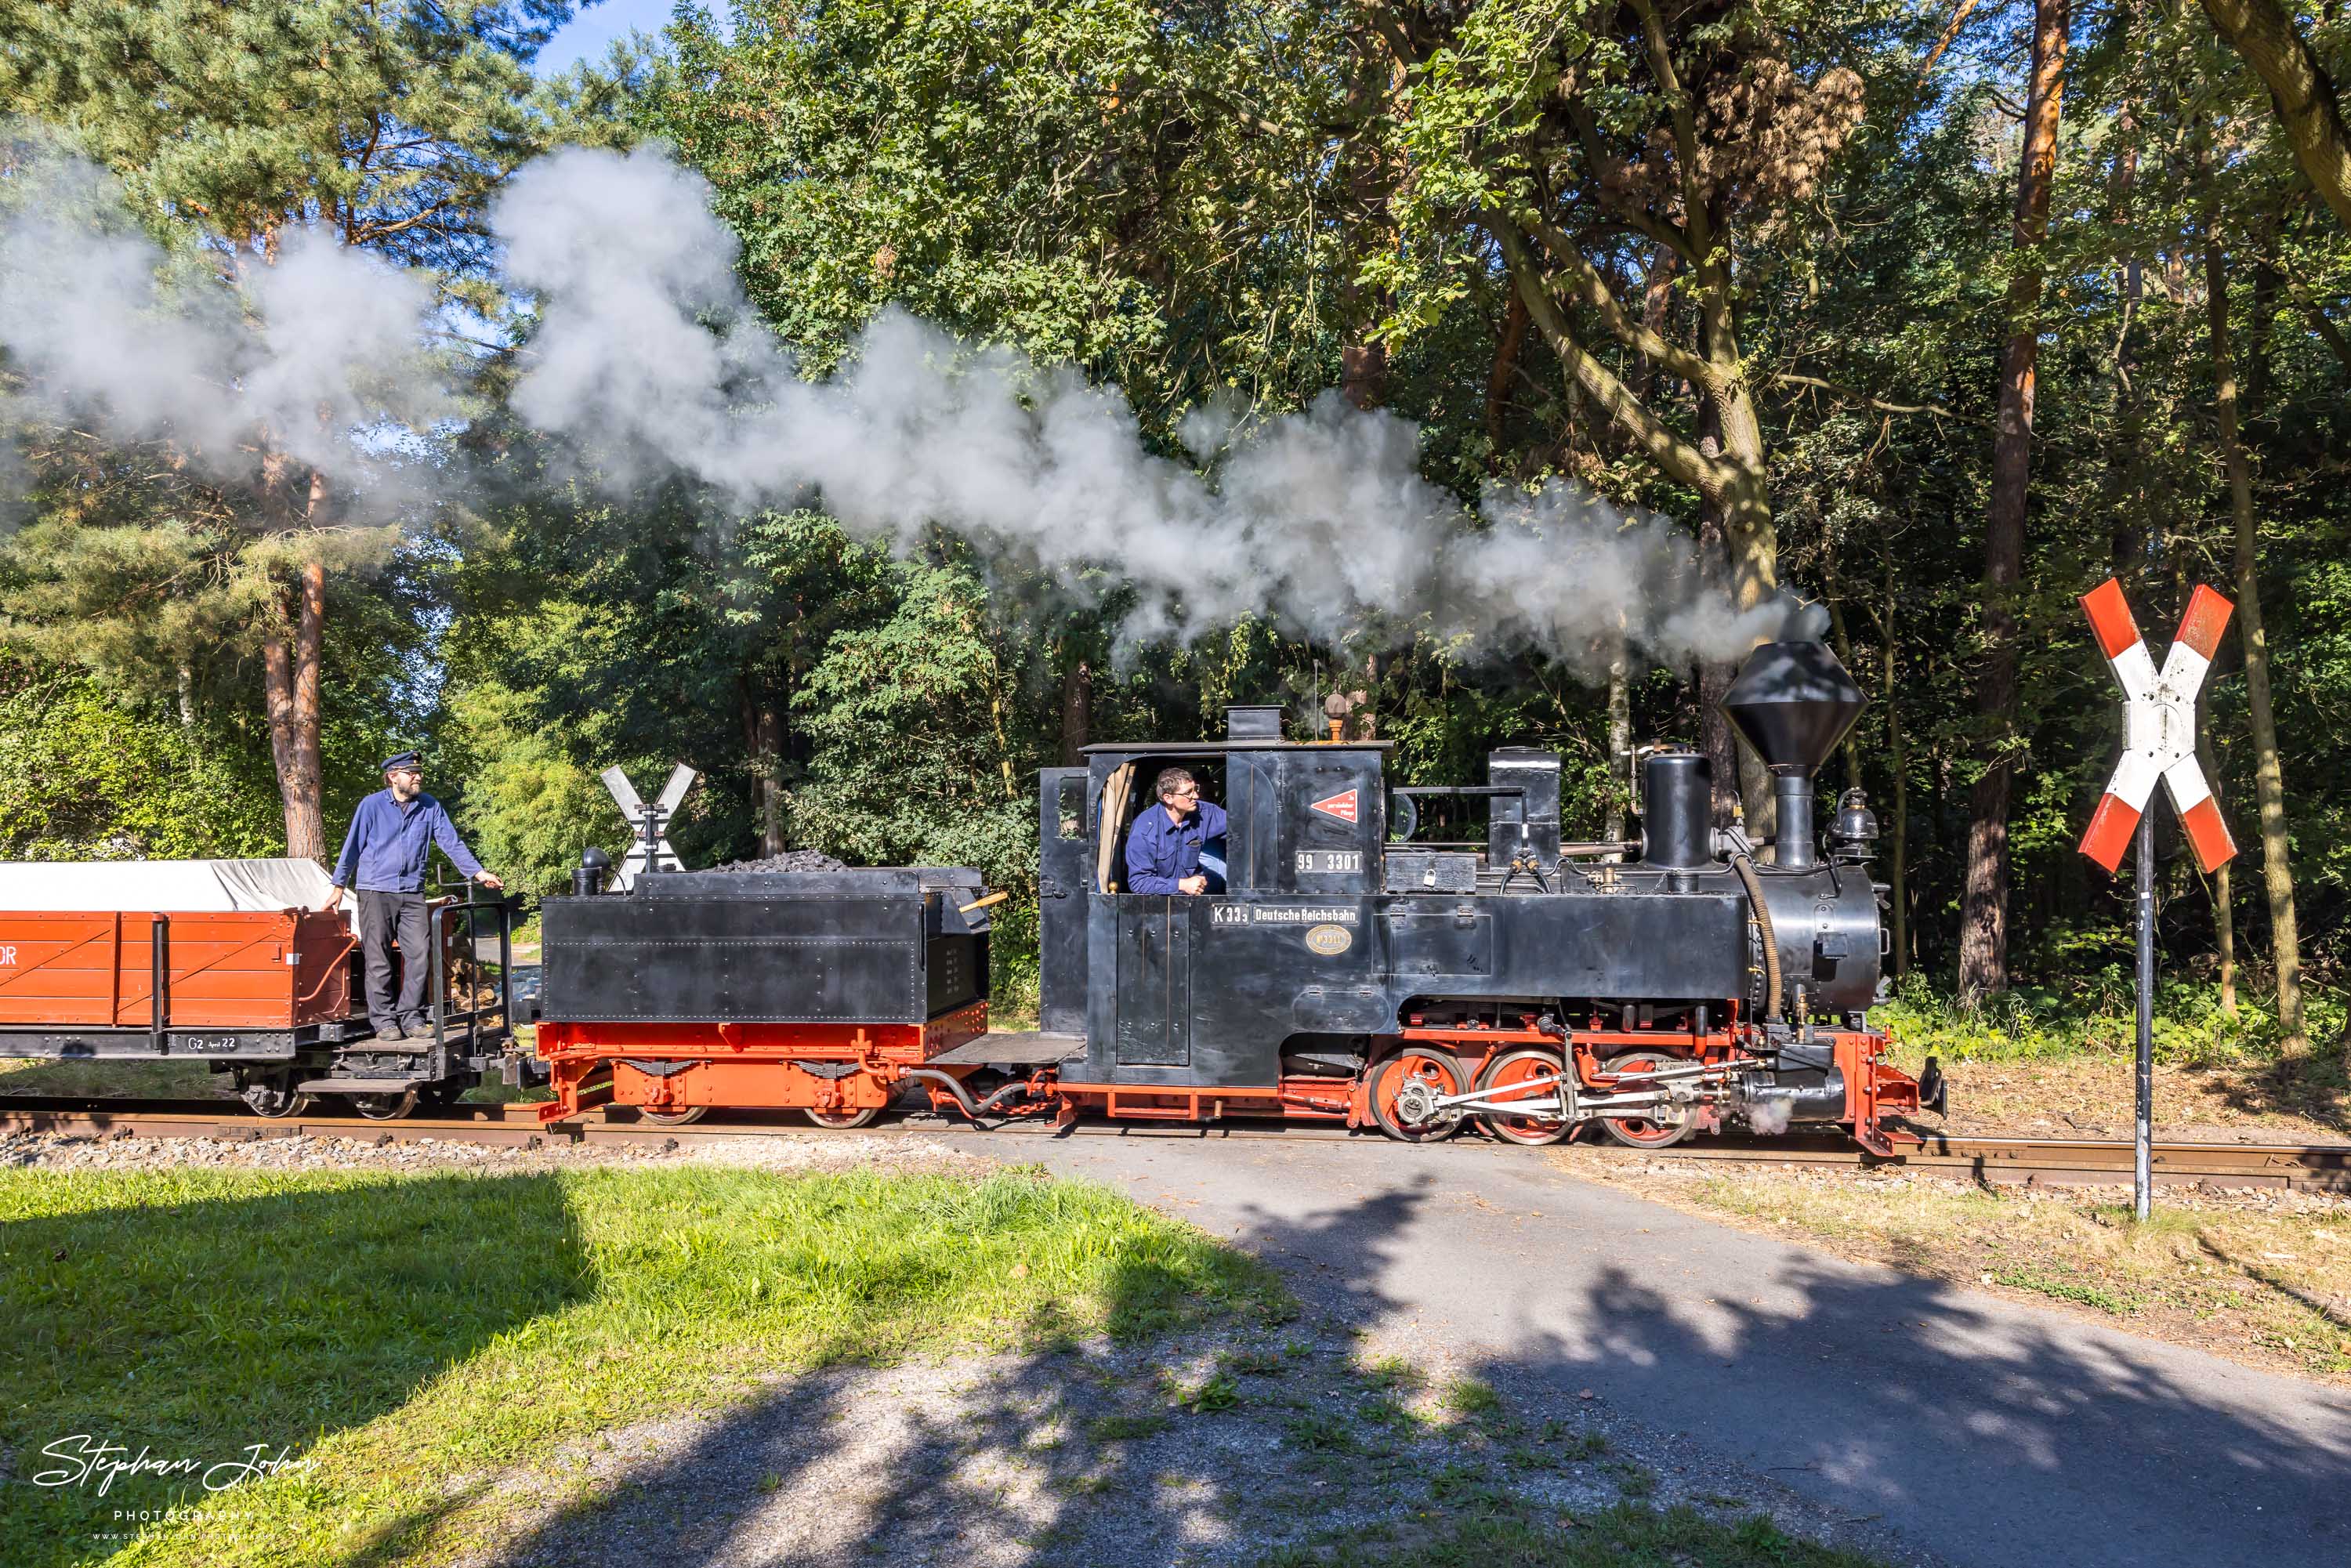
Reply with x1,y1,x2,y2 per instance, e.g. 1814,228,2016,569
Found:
323,751,503,1039
1125,766,1227,894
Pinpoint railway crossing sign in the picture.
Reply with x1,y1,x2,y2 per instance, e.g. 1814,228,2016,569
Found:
601,763,697,889
2076,577,2237,1222
2077,578,2237,875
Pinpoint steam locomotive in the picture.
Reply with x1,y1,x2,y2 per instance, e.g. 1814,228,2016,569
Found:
532,639,1940,1152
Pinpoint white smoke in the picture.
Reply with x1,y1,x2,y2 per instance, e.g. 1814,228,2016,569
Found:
1744,1092,1795,1137
0,146,451,512
0,137,1807,672
491,146,1802,670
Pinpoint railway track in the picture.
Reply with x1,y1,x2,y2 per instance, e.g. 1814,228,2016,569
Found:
5,1094,2347,1192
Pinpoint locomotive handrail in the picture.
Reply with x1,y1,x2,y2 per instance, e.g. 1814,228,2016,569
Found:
1727,853,1784,1023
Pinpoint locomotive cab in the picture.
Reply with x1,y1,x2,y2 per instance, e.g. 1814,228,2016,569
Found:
1030,639,1930,1151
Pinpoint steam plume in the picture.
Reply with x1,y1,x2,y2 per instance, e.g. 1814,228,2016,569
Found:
0,145,449,513
494,146,1811,669
0,138,1816,672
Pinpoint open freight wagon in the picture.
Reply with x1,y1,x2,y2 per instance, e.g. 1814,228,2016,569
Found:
0,859,521,1117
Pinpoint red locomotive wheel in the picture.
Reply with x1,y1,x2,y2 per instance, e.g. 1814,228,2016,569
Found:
804,1106,880,1129
1367,1048,1467,1143
1476,1048,1572,1146
637,1105,708,1127
1598,1050,1694,1149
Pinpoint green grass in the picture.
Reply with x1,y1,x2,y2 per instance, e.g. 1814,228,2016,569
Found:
1874,972,2349,1069
1260,1500,1886,1566
0,1163,1285,1566
1991,1267,2147,1316
0,1056,228,1098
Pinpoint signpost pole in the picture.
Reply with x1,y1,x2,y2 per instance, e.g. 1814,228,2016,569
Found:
2134,807,2154,1223
2077,576,2237,1227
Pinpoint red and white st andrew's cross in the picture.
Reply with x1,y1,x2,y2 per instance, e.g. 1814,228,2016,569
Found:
2076,578,2239,875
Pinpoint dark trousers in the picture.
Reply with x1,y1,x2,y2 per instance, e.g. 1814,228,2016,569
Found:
356,890,432,1034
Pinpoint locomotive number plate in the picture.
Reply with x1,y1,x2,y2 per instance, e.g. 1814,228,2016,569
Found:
1295,850,1363,874
1304,923,1353,955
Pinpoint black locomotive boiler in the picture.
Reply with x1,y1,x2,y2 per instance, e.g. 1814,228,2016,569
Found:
534,639,1936,1151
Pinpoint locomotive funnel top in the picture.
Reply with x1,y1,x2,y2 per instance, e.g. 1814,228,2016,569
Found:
1721,640,1867,776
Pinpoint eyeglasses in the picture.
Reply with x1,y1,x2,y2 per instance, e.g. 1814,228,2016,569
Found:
1166,789,1198,800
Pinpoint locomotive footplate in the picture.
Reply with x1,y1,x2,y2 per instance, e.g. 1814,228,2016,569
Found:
929,1031,1084,1066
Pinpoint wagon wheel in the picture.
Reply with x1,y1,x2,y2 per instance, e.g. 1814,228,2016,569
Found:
351,1089,419,1121
241,1075,311,1120
803,1106,880,1129
412,1081,467,1114
637,1105,708,1127
1597,1050,1693,1150
1367,1048,1467,1143
1476,1048,1573,1146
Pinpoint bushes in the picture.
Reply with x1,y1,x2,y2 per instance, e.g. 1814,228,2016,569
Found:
0,657,281,859
1875,971,2348,1067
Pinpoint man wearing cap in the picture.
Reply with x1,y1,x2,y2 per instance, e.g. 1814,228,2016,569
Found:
324,751,504,1040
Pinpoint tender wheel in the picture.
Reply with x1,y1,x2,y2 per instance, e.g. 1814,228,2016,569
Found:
804,1106,880,1129
1598,1050,1693,1150
351,1089,419,1121
1476,1048,1573,1146
1367,1048,1467,1143
637,1105,708,1127
240,1075,311,1120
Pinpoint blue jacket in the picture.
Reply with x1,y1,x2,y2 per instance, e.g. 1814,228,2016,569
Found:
1125,801,1227,895
331,789,484,893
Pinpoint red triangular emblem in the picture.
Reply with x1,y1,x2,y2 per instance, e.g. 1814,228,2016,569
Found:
1310,788,1359,824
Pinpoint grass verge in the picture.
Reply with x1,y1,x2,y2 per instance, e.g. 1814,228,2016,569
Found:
1554,1153,2351,1381
0,1162,1286,1566
1875,976,2351,1140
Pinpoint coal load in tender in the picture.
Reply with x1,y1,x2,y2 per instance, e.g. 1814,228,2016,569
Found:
708,849,849,874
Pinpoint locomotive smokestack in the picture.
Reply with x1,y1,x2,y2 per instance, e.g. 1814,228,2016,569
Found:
1720,641,1867,872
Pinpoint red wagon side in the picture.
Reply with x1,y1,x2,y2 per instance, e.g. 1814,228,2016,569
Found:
0,908,356,1040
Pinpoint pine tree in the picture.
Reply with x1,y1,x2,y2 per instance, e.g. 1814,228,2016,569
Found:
0,1,638,856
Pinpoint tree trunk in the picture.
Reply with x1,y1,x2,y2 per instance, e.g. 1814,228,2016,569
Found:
2216,863,2237,1016
2206,224,2309,1052
1059,649,1091,766
1821,552,1867,793
263,566,328,862
741,689,785,856
1692,415,1744,833
1882,573,1911,981
1958,0,2067,1001
1694,206,1779,834
2199,0,2351,230
1629,244,1679,404
1484,291,1528,461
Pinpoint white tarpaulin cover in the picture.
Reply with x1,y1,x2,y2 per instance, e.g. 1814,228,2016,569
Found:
0,859,346,914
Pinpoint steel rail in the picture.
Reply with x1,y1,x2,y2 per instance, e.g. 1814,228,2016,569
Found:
2,1096,2346,1191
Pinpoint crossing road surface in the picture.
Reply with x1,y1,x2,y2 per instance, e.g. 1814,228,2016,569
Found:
934,1130,2347,1568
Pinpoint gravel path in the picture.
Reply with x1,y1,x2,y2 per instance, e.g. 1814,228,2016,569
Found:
467,1307,1930,1568
919,1128,2351,1568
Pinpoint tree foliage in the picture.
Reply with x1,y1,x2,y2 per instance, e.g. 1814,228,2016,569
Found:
3,0,2351,1045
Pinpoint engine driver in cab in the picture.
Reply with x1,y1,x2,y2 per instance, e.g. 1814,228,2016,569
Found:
1126,766,1226,894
